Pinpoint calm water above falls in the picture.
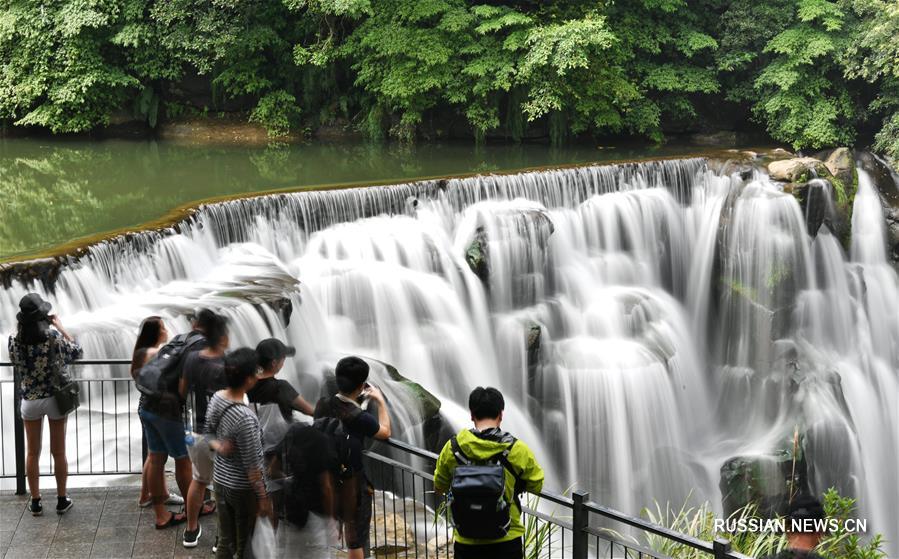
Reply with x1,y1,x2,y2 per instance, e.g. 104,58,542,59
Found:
1,155,897,553
0,138,720,261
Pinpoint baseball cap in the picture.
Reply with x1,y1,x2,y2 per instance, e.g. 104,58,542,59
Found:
256,338,296,366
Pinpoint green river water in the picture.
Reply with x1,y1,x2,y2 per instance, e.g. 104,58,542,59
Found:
0,138,740,263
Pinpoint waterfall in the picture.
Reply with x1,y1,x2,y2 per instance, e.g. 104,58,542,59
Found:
2,157,897,552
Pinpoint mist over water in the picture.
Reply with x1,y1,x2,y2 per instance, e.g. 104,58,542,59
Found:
2,158,897,552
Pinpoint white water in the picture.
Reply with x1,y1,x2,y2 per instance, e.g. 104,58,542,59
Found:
1,158,897,552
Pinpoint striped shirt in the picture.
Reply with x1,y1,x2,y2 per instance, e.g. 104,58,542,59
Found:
204,393,265,494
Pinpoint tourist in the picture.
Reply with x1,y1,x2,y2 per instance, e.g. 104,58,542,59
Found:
8,293,82,516
277,423,339,559
313,356,392,559
139,308,217,529
247,337,315,530
205,347,272,559
248,338,315,419
433,387,545,559
759,495,827,559
179,313,229,548
131,316,183,509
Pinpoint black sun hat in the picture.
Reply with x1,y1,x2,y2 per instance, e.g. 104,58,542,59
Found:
17,293,52,324
256,338,296,366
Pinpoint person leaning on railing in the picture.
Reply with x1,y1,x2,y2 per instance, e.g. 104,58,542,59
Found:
8,293,82,517
312,356,392,559
434,387,545,559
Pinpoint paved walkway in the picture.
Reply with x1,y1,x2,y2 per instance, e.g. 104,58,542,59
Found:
1,488,217,559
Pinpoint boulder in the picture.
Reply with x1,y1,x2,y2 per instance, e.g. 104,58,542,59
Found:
886,207,899,267
526,322,542,390
720,432,809,518
792,180,832,236
768,157,830,183
824,147,856,189
465,227,489,284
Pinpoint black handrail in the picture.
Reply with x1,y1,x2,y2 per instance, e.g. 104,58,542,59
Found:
0,359,750,559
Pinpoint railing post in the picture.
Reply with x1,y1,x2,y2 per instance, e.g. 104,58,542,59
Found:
713,537,732,559
13,371,26,495
572,489,589,559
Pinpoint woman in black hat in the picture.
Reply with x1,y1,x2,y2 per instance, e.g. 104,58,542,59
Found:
8,293,83,516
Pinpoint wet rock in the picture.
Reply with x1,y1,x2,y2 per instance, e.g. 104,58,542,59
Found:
720,433,809,517
526,322,542,385
381,361,442,423
768,157,830,183
465,227,489,284
886,208,899,267
0,257,65,290
792,180,831,236
772,148,794,158
824,147,857,190
404,196,420,216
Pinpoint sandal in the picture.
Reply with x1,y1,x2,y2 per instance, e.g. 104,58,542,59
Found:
155,511,187,530
199,500,216,517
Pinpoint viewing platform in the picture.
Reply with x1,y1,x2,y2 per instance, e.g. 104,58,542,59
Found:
1,363,750,559
1,485,217,559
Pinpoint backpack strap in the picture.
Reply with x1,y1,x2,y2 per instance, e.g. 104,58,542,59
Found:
493,438,523,485
216,402,248,435
450,436,472,466
493,438,526,509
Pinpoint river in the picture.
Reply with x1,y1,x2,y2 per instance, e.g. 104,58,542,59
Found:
0,138,727,262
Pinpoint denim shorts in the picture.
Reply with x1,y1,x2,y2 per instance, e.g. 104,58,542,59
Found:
139,408,189,459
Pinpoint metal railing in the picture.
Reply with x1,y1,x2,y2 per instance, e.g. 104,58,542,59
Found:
0,359,141,493
0,359,749,559
364,438,748,559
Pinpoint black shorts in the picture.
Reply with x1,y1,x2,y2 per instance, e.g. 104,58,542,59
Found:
339,475,373,550
455,537,523,559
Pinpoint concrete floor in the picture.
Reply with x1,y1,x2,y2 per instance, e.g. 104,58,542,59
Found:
0,488,216,559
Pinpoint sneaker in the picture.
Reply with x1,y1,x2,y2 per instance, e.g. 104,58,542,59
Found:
212,536,218,554
56,496,74,515
183,525,202,548
139,492,183,508
165,492,185,506
29,498,42,516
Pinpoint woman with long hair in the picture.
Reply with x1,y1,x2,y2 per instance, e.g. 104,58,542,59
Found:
8,293,82,516
131,316,183,509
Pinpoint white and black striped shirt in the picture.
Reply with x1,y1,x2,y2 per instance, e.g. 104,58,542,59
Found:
204,393,265,493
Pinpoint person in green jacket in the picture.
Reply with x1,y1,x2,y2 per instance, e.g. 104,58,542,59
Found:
434,387,545,559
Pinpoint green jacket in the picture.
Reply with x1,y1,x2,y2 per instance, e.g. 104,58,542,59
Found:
434,427,545,545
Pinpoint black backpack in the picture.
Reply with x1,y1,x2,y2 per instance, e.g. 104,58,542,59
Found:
312,412,360,482
135,331,205,397
448,436,523,540
279,409,361,528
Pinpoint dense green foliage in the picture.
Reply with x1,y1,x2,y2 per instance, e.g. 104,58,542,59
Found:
1,0,898,157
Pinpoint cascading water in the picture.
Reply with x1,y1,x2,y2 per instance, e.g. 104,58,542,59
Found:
2,157,897,553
